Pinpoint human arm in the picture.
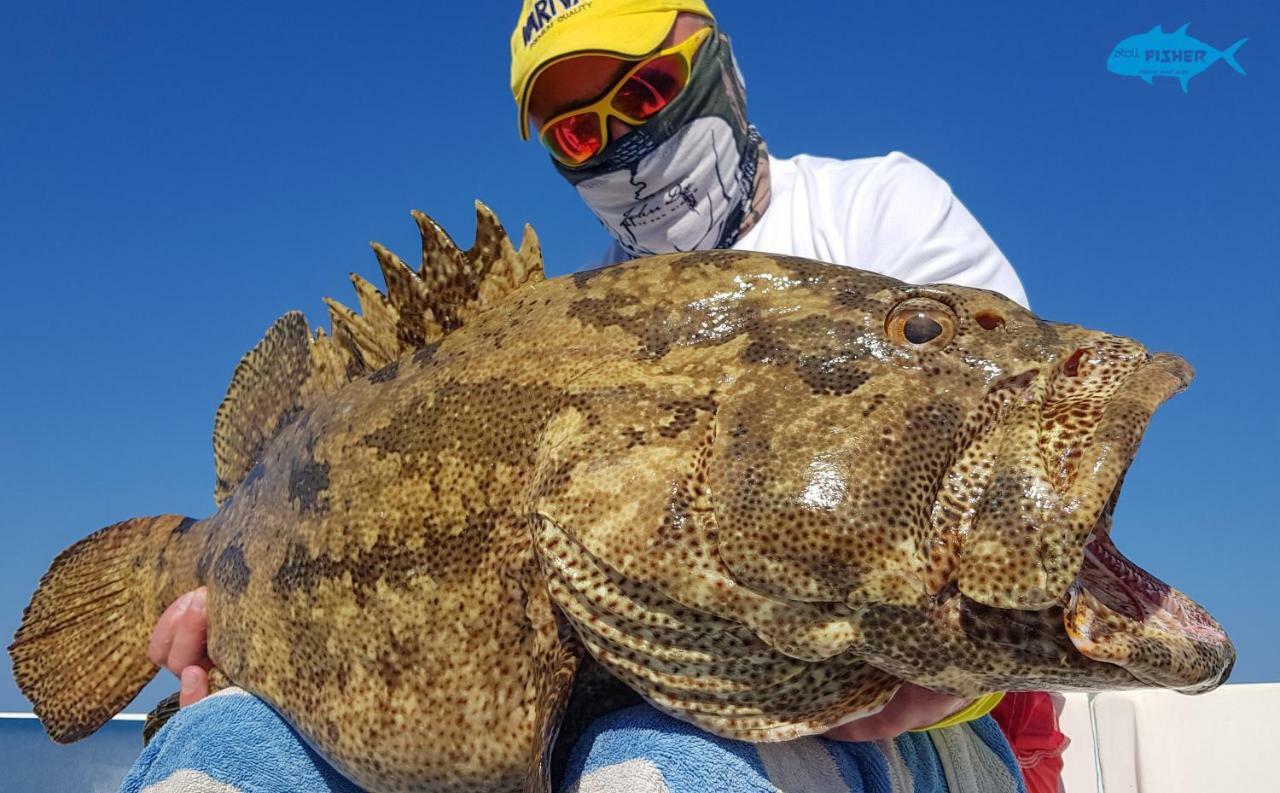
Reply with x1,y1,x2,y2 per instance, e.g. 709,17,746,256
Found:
822,684,999,741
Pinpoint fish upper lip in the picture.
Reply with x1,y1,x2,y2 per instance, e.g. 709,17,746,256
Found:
1055,354,1232,692
1059,355,1187,493
1050,353,1193,593
1065,352,1193,523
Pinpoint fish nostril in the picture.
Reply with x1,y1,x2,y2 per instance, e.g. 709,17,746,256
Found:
1063,349,1087,378
974,311,1005,331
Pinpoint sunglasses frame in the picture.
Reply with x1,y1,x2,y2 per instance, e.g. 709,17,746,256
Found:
538,26,714,167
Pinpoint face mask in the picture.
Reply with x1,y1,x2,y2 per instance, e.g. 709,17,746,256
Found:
553,29,770,258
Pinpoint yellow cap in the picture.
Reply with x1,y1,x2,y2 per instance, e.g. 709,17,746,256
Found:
510,0,714,139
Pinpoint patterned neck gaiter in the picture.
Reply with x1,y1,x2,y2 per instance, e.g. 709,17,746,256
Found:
553,28,771,258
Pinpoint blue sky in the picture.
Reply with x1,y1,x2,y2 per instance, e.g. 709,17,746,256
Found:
0,1,1275,715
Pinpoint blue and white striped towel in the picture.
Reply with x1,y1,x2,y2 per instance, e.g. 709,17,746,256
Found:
561,702,1025,793
120,687,1026,793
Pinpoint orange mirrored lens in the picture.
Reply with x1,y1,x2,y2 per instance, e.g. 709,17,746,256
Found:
543,112,604,165
611,54,688,121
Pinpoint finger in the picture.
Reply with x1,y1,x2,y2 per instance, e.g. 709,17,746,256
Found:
147,590,196,669
893,683,967,723
824,707,907,742
825,684,968,742
179,665,209,708
166,587,211,674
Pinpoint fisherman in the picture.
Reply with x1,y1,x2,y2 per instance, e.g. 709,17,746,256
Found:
509,3,1066,790
137,2,1064,790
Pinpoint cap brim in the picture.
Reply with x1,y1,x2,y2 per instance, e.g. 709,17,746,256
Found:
517,11,678,140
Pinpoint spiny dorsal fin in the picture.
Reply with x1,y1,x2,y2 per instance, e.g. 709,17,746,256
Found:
322,200,544,368
211,202,543,504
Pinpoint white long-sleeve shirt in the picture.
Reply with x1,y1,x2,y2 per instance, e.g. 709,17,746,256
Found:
605,151,1029,310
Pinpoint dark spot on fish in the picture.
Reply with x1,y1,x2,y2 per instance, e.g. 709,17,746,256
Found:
834,286,893,314
795,356,870,396
741,336,793,366
667,250,754,272
360,378,563,474
1062,349,1085,378
272,511,505,605
288,458,331,515
567,295,675,359
768,254,839,285
213,544,251,596
739,315,870,396
368,360,400,383
412,343,440,366
561,392,601,427
861,393,888,418
657,395,717,439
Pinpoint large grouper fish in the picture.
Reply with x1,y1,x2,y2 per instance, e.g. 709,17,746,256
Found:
12,204,1233,792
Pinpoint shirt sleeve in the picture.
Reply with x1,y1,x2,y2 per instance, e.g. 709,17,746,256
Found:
847,153,1029,310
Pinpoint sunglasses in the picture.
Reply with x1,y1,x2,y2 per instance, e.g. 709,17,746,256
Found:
538,27,713,167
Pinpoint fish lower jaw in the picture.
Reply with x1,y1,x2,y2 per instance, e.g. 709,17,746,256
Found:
1063,528,1233,693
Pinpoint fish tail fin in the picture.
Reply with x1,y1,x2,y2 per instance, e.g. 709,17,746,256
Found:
1220,38,1247,75
9,514,199,742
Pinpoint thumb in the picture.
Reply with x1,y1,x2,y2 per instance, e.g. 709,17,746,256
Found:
179,665,209,708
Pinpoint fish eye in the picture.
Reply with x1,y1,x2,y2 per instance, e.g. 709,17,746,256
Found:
886,298,957,350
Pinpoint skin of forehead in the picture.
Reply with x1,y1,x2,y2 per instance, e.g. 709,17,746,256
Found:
526,12,713,134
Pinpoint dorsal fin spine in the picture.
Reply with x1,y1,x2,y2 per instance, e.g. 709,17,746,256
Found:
210,202,543,502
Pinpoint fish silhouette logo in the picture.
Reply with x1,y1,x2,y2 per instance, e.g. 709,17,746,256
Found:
1108,24,1246,92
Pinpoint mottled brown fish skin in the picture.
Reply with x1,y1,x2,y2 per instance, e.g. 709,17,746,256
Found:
181,249,1225,790
14,234,1232,792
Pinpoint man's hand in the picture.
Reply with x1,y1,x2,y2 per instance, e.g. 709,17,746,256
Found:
822,682,968,742
147,587,213,707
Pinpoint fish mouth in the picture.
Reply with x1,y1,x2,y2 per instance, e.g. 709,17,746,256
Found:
1058,351,1233,692
1064,503,1234,693
949,350,1234,692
